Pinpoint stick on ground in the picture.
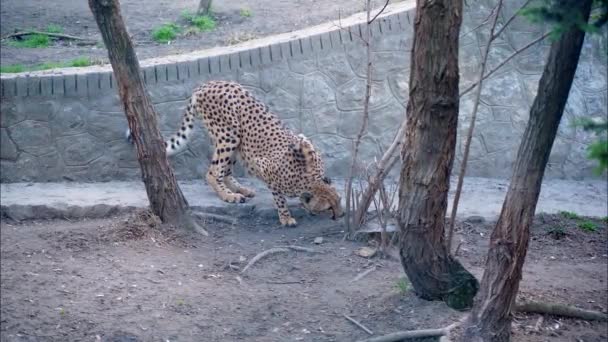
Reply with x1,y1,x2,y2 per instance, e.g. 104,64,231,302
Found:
515,301,608,322
344,314,374,335
2,31,96,43
241,248,289,274
350,266,376,283
355,328,448,342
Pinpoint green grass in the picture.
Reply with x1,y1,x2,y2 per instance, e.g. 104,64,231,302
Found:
578,221,598,232
7,34,50,48
394,277,410,295
190,15,216,31
0,57,94,74
68,57,92,67
152,23,180,43
0,64,26,73
181,10,216,32
239,8,252,17
559,210,580,220
46,24,63,33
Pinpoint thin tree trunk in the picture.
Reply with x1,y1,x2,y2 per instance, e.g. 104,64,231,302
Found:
459,1,592,340
397,0,478,311
89,0,202,232
197,0,212,16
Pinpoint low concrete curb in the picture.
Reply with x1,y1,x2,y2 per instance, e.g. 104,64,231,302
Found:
1,177,606,221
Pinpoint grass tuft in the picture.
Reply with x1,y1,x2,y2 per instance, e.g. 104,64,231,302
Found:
239,8,252,17
152,23,180,43
46,24,63,33
578,221,598,232
8,34,50,48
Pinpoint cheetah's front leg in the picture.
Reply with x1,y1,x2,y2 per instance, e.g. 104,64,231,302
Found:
271,191,296,227
224,159,256,198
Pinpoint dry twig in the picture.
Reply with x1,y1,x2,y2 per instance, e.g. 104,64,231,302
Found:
350,266,376,282
240,248,289,273
344,314,374,335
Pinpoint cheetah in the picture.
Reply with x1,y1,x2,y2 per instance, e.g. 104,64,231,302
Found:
128,80,343,226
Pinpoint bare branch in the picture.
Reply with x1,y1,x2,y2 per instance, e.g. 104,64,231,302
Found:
492,0,534,40
368,0,391,24
447,0,504,253
2,30,96,42
459,31,550,98
353,121,406,227
345,0,373,233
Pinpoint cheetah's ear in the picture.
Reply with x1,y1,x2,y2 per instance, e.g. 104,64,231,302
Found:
322,176,332,185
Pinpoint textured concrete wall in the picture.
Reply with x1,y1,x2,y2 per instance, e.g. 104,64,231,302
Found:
1,0,606,183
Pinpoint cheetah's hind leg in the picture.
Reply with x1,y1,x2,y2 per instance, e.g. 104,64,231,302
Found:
224,158,256,198
206,139,248,204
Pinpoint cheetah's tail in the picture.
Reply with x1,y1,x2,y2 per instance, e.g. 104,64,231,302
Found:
125,96,199,157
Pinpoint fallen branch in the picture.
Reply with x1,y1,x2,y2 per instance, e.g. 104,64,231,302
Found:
515,301,608,322
192,211,236,225
350,266,376,282
241,248,288,273
344,314,374,335
355,327,448,342
2,30,96,43
274,245,318,253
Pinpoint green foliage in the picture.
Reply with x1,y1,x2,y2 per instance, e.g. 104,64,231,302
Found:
240,8,252,17
394,277,410,294
152,23,180,43
8,34,50,48
520,0,607,39
46,24,63,33
578,220,598,232
574,117,608,174
559,210,580,220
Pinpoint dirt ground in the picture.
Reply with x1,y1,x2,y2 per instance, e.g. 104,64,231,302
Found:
1,210,607,342
0,0,400,68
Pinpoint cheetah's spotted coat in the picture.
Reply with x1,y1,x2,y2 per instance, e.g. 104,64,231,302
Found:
133,80,343,226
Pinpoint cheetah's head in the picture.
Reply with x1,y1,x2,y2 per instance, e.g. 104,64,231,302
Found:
300,177,344,220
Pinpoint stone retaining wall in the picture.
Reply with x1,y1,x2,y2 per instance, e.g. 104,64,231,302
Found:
1,0,606,183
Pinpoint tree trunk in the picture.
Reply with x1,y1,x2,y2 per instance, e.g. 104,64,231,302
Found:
88,0,197,230
397,0,478,311
459,1,592,340
197,0,212,16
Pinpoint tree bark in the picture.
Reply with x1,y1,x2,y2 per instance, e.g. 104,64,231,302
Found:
397,0,478,311
89,0,196,229
459,1,592,340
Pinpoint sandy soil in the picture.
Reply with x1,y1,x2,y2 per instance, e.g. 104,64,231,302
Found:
0,0,399,67
1,211,606,342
